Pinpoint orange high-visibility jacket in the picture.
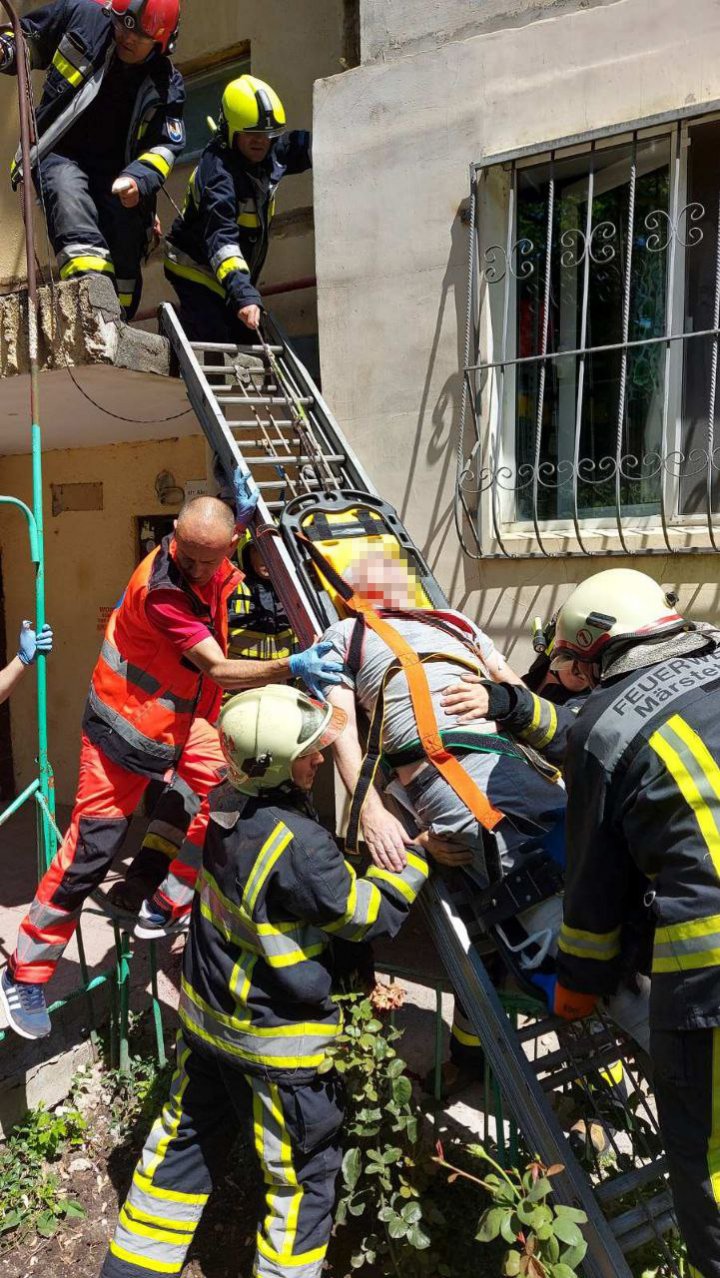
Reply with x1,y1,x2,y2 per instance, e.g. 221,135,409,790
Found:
83,536,240,777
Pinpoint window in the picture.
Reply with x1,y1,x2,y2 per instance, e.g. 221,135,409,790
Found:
181,57,251,162
461,112,720,556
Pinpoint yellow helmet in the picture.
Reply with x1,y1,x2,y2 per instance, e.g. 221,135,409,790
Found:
554,569,683,664
220,75,286,142
218,684,346,796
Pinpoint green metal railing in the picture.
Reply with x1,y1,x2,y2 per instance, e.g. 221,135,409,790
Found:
0,3,167,1073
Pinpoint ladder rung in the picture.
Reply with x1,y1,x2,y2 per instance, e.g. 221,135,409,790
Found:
242,453,345,465
190,341,284,354
610,1190,675,1241
595,1159,668,1205
226,419,297,429
216,395,314,407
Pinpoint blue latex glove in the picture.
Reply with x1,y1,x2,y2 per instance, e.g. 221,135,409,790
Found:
289,641,345,701
17,621,53,666
233,469,260,528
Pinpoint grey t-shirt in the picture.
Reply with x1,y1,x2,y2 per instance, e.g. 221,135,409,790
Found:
318,612,498,754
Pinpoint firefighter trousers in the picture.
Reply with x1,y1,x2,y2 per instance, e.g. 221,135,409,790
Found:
652,1025,720,1278
10,720,225,984
35,152,154,318
101,1033,345,1278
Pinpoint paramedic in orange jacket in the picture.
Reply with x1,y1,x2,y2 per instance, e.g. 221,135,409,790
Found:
0,494,342,1041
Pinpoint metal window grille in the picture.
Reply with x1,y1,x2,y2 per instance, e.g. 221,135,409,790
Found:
456,106,720,558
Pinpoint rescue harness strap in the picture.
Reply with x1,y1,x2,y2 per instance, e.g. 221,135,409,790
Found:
297,533,506,851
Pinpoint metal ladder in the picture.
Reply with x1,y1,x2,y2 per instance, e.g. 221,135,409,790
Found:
159,302,680,1278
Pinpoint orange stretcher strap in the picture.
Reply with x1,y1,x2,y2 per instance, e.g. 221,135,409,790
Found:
297,532,504,838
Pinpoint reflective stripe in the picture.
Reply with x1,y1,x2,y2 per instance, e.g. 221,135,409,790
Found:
132,1168,207,1208
108,1240,182,1274
210,244,249,274
519,693,558,751
558,922,622,962
58,242,112,267
143,832,181,858
217,256,249,283
52,50,84,87
321,868,383,940
145,1042,193,1179
649,714,720,879
139,147,174,179
243,823,294,914
118,1205,193,1246
165,250,226,299
255,1233,327,1274
230,949,258,1004
86,685,180,767
100,639,197,715
60,256,115,279
366,852,428,906
179,979,339,1069
451,1023,482,1047
599,1059,625,1088
710,1029,720,1206
252,1079,301,1264
653,913,720,973
237,197,260,228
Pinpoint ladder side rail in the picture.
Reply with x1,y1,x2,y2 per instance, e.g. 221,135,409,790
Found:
159,303,325,646
422,878,634,1278
264,313,378,495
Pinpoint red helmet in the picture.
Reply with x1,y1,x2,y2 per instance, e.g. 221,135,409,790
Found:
108,0,180,54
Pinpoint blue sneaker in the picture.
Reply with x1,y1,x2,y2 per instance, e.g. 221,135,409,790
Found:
133,898,190,941
0,969,51,1039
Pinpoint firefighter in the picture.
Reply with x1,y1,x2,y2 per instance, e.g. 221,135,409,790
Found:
106,532,298,918
0,0,185,319
165,73,311,342
464,569,720,1277
0,492,343,1041
0,622,53,705
100,684,428,1278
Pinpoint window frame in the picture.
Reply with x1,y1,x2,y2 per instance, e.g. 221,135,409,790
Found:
462,99,720,559
177,46,252,165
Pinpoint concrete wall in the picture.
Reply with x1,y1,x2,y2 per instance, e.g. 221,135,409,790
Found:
313,0,720,668
0,436,206,801
360,0,618,62
2,0,349,336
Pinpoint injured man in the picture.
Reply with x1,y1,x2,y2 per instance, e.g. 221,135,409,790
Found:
315,546,649,1061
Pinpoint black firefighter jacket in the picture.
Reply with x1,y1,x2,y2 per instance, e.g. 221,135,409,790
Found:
166,131,312,311
180,782,428,1080
1,0,185,195
492,641,720,1032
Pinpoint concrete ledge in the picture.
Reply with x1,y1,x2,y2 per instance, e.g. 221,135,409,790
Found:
0,276,171,379
0,276,195,454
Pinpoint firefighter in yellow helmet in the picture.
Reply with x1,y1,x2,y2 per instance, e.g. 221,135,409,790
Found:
165,73,311,341
444,568,720,1276
102,684,429,1278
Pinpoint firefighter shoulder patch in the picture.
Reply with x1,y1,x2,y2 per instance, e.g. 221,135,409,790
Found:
167,119,184,144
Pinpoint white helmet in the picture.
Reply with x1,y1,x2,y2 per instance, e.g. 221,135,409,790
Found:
553,569,683,664
218,685,347,796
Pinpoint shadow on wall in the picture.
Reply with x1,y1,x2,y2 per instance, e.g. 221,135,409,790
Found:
400,202,470,601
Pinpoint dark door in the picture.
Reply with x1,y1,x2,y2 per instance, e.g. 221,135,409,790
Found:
0,553,15,800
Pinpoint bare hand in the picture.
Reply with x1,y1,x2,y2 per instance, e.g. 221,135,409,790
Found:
238,304,261,330
112,176,140,208
441,672,490,724
414,830,473,867
361,808,413,873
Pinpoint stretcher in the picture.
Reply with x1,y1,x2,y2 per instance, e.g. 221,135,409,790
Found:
160,302,683,1278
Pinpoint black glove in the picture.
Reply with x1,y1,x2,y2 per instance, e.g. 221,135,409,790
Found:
0,34,16,71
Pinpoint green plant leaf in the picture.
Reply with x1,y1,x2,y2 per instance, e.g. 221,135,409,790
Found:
553,1205,588,1224
386,1058,405,1078
388,1216,408,1240
61,1201,86,1220
35,1211,59,1238
342,1148,362,1191
526,1176,552,1202
382,1147,402,1165
550,1265,581,1278
407,1224,431,1249
502,1252,521,1276
560,1240,588,1268
476,1206,508,1242
553,1217,583,1247
401,1201,422,1224
501,1213,519,1245
392,1077,413,1107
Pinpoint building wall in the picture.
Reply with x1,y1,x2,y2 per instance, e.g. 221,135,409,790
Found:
0,436,206,802
2,0,349,336
313,0,720,668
